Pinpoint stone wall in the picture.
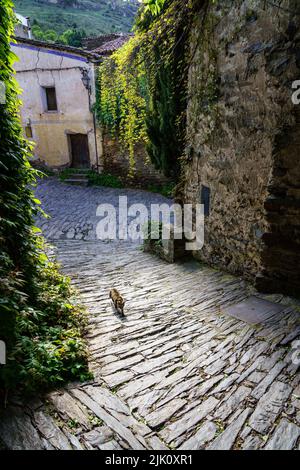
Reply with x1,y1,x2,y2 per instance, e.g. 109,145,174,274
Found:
182,0,300,295
258,106,300,296
102,133,171,188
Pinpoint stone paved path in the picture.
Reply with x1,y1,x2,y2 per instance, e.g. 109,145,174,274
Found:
1,178,300,450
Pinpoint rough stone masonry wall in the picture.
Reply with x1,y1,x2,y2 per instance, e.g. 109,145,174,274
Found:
183,0,300,294
102,133,171,188
259,105,300,296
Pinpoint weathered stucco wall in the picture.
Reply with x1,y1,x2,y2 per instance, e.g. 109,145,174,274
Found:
182,0,300,295
12,43,101,168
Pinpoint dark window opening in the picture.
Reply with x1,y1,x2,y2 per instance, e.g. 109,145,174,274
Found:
45,87,57,111
201,185,211,216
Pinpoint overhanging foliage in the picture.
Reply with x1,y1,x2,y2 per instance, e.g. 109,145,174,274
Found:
0,0,90,396
95,0,207,179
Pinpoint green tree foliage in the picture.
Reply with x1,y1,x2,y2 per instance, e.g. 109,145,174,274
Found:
32,22,86,47
31,24,45,40
43,29,59,42
0,0,90,395
135,0,169,30
13,0,137,37
59,28,86,47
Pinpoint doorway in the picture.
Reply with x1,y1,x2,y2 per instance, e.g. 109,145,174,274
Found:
69,133,90,168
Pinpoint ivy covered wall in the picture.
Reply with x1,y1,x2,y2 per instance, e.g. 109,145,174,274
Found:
95,0,205,180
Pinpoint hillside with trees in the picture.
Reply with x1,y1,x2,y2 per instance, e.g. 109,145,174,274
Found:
14,0,139,41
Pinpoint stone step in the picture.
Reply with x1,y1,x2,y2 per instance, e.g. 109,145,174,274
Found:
68,173,90,179
64,178,89,186
69,168,90,172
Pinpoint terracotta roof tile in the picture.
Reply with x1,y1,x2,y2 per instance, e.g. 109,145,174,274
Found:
91,34,133,56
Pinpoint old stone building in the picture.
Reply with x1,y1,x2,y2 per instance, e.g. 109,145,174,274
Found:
12,37,102,169
182,0,300,296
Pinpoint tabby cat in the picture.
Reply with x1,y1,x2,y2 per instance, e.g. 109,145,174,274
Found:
109,288,125,316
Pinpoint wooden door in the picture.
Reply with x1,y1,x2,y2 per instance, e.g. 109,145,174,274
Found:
70,134,90,168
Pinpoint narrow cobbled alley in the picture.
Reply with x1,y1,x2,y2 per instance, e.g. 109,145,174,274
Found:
1,179,300,450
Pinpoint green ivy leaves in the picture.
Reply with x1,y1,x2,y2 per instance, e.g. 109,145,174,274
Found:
0,0,90,395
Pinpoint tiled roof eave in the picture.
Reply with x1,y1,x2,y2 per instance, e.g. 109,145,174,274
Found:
13,36,101,61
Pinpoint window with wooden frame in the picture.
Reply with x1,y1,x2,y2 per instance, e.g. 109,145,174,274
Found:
43,86,57,111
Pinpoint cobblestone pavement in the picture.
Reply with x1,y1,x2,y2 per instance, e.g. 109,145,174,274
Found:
1,178,300,450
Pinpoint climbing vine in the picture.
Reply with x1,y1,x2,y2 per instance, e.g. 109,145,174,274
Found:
96,35,149,176
0,1,90,396
96,0,208,178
